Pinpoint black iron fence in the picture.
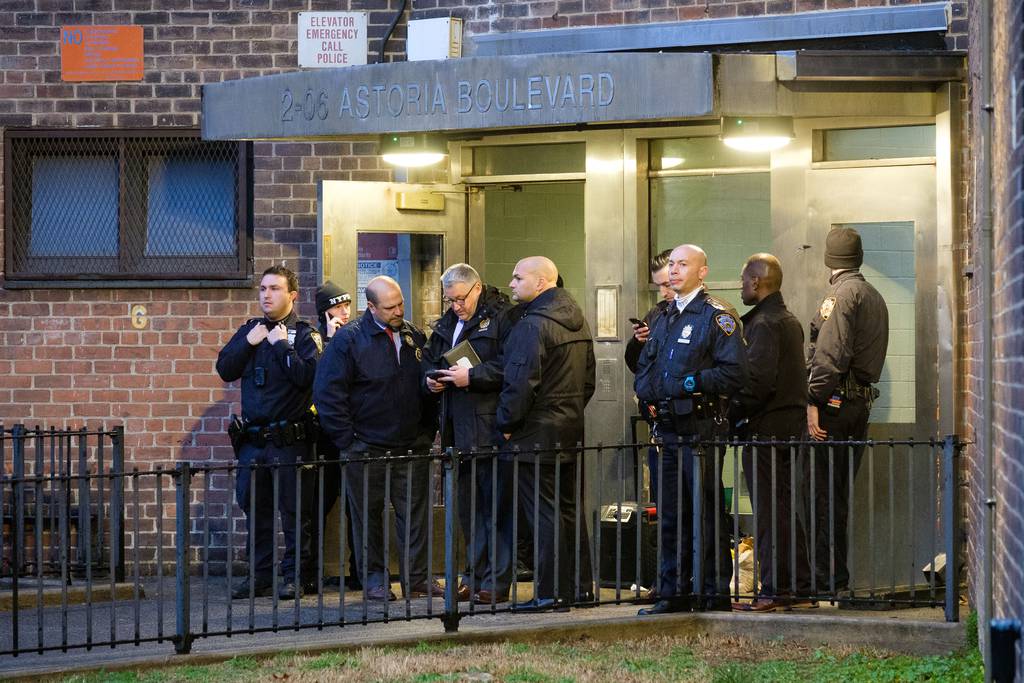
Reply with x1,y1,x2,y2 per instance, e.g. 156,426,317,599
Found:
0,431,963,658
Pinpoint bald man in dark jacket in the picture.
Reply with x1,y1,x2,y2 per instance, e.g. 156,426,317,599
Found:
498,256,595,612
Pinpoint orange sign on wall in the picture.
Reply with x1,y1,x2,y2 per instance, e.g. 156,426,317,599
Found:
61,25,143,82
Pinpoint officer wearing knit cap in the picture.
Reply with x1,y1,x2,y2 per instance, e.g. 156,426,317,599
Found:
316,281,352,339
312,279,359,590
806,226,888,601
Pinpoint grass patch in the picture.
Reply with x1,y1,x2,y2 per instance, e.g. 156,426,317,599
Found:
51,634,983,683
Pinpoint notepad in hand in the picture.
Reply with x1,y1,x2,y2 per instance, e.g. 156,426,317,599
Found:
443,340,482,369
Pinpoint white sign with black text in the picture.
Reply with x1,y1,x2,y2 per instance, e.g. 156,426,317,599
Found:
298,12,367,69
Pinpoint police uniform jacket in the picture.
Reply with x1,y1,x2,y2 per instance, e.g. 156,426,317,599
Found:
806,269,889,406
624,299,671,374
733,291,806,426
313,309,431,452
422,285,513,451
215,310,321,426
496,287,596,462
634,289,747,408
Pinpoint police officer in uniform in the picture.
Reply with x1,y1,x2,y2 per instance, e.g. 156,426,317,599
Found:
634,244,747,615
313,276,440,601
730,254,813,611
625,249,674,504
311,281,361,590
423,263,515,604
806,227,889,597
217,265,322,600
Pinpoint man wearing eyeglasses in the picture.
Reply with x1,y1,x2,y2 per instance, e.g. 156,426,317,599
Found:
423,263,516,605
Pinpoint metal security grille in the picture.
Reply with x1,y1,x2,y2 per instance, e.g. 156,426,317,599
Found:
4,130,250,282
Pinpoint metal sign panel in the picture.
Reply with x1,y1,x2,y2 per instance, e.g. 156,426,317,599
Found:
298,12,367,68
61,25,143,82
202,53,713,140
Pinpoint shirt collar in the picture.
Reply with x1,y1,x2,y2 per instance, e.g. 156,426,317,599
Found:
674,287,701,313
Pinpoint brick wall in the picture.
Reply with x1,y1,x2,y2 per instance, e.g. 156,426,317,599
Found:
965,0,1024,664
0,1,404,572
2,0,969,575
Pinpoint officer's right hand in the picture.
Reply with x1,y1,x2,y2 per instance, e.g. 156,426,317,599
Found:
246,323,269,346
426,376,446,393
632,322,650,343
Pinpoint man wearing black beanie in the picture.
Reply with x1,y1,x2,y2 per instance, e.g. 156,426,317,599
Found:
806,227,889,604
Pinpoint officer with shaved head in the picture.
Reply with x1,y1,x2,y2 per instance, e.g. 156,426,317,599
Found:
730,253,812,612
498,256,596,612
634,244,747,615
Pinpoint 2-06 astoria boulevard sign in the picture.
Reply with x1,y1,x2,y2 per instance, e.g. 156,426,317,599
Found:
201,53,712,139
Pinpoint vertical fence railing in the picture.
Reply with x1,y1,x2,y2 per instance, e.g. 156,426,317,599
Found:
3,434,964,660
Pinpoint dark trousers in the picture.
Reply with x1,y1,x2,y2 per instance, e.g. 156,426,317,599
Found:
810,397,870,591
343,446,430,592
458,456,514,594
310,443,359,581
235,441,314,582
656,431,731,599
517,460,593,601
742,409,812,596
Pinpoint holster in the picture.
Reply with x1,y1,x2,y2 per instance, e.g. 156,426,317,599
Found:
228,414,244,457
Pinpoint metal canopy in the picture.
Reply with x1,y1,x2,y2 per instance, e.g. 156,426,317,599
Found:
777,50,964,82
468,4,950,57
201,53,713,141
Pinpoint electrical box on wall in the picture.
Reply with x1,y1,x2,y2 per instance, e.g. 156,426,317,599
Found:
407,17,462,62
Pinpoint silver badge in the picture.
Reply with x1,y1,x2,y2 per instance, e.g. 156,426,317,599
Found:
682,324,692,339
287,329,296,345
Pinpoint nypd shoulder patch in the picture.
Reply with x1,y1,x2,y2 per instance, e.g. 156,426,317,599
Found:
820,297,837,321
310,330,323,354
715,314,737,336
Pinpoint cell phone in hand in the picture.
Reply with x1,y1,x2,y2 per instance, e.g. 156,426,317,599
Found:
427,370,448,380
629,317,647,327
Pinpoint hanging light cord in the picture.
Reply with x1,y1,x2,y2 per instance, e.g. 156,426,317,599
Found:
379,0,409,64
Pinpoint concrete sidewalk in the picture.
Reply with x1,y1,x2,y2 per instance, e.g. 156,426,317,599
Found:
0,578,963,680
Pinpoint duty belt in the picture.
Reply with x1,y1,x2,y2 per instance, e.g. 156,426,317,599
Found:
240,418,313,448
653,396,717,434
842,376,880,402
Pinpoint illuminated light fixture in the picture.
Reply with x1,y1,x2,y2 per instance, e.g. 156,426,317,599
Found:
659,156,685,170
380,132,447,167
720,116,794,152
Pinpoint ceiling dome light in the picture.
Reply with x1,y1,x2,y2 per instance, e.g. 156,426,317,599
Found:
720,116,794,153
380,133,447,167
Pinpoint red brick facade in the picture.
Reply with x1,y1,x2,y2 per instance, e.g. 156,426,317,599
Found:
965,0,1024,663
1,0,970,575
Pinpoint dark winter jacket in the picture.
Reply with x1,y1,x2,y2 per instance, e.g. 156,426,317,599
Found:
496,287,596,463
422,285,514,452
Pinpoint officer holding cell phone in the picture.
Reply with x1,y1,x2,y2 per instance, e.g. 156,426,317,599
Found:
311,281,361,590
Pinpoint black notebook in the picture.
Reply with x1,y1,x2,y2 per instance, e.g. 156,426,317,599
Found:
443,339,482,369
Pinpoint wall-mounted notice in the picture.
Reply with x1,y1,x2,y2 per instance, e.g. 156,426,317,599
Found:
61,25,143,82
298,12,368,68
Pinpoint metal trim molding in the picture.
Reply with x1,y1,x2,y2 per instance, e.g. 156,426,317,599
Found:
467,4,951,57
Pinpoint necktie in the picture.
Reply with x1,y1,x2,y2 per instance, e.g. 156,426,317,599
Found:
384,327,399,361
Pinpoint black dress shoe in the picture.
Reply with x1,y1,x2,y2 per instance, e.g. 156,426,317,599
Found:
512,597,570,613
700,595,733,612
638,598,689,615
231,578,273,599
277,581,301,600
575,588,598,608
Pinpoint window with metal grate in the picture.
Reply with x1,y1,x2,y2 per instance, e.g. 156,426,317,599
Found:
4,129,251,285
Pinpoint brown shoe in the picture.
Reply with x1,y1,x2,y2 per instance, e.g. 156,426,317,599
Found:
366,585,396,601
473,589,509,605
787,599,818,610
455,583,472,602
407,579,445,598
734,597,784,612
